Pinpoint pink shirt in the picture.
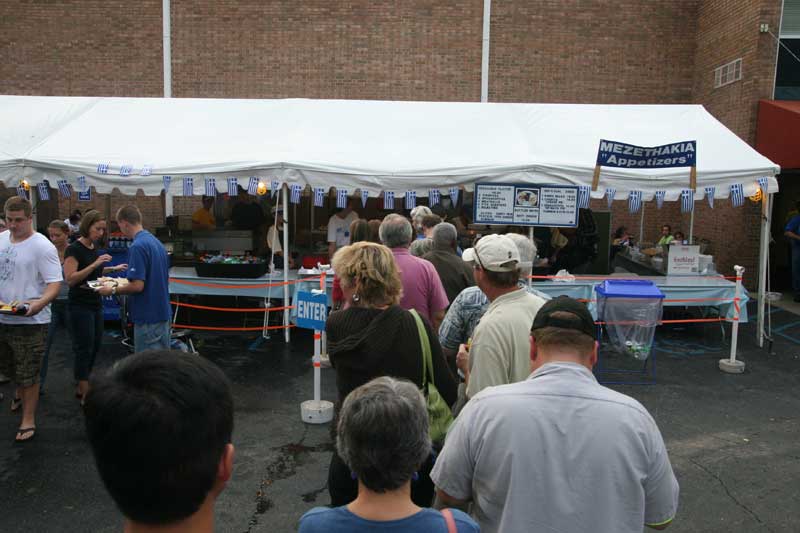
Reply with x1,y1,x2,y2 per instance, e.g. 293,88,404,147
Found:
391,247,449,324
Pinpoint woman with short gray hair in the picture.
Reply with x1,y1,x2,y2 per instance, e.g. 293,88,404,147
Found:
299,377,478,532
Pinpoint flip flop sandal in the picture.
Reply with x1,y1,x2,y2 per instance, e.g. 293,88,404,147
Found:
10,397,22,412
15,427,36,443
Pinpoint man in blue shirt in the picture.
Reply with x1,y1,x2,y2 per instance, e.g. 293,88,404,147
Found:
785,204,800,302
99,205,171,352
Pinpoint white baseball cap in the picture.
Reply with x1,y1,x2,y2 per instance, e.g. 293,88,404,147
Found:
462,234,520,272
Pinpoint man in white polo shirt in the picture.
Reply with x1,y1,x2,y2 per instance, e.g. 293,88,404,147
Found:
433,296,679,533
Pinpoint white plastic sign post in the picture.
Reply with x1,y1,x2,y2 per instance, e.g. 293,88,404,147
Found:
297,286,334,424
719,266,746,374
667,245,700,275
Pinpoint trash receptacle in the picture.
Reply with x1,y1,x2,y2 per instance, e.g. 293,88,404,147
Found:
595,280,664,360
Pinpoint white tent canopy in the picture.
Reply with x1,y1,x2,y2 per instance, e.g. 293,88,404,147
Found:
0,96,780,198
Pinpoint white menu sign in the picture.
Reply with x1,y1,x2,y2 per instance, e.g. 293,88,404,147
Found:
667,245,700,275
473,183,579,227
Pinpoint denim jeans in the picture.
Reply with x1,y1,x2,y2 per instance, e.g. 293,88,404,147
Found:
41,300,70,387
68,303,104,382
134,321,171,353
793,245,800,296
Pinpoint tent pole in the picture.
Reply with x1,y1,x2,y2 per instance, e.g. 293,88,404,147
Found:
480,0,492,102
31,187,38,230
283,185,290,343
528,226,534,288
757,192,772,348
688,208,695,244
639,201,645,244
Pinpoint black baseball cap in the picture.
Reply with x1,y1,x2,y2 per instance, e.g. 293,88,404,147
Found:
531,296,595,337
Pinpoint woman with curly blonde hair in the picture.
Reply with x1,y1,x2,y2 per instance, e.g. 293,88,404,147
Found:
326,242,458,508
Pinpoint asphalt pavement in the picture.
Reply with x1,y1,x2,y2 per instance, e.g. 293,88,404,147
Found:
1,301,799,532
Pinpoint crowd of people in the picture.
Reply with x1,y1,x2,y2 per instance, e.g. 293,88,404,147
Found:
1,194,681,532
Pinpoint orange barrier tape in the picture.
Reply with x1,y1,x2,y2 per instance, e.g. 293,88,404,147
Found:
577,297,741,304
595,317,734,326
172,323,296,332
529,274,739,281
313,362,321,367
169,275,322,290
313,333,322,340
170,301,294,313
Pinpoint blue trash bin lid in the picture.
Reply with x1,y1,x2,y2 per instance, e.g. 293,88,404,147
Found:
595,279,665,299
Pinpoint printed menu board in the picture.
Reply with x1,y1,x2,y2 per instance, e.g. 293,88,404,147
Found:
473,183,579,227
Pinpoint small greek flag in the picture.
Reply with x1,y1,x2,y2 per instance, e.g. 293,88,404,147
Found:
17,184,28,199
78,175,87,193
57,179,72,198
119,164,133,176
337,189,348,208
605,188,616,210
655,190,666,209
449,187,460,205
313,188,326,207
163,175,172,192
290,184,302,204
730,183,745,207
271,180,280,198
578,186,590,209
384,191,395,210
227,177,239,197
140,165,152,176
248,177,259,196
97,163,109,174
705,186,715,209
429,189,441,206
681,189,694,213
183,176,194,196
405,191,417,210
361,189,370,208
628,190,642,213
37,181,50,201
204,177,217,197
758,177,769,194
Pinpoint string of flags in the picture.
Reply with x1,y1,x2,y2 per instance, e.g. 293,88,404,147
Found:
705,186,715,209
578,186,590,209
361,189,369,208
681,189,694,213
384,191,395,210
204,177,217,197
336,189,348,209
248,177,259,196
405,190,417,210
37,181,50,201
290,184,302,204
313,188,326,207
163,176,172,193
655,190,666,209
605,188,616,210
228,177,239,197
627,190,642,214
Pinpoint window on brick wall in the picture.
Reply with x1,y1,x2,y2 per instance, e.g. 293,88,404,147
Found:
713,58,742,89
777,0,800,99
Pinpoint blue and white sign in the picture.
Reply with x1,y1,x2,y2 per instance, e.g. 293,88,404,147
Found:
596,139,696,169
296,291,327,331
474,183,579,227
78,189,92,202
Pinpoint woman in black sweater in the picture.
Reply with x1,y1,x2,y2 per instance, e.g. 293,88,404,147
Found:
326,241,458,507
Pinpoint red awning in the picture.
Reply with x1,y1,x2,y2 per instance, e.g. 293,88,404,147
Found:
757,100,800,170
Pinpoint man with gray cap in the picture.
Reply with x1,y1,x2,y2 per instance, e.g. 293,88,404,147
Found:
459,234,545,398
433,296,679,533
423,222,474,304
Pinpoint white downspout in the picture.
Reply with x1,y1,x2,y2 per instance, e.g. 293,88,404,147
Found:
162,0,174,218
481,0,491,102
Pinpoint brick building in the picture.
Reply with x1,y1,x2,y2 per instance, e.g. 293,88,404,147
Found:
0,0,788,285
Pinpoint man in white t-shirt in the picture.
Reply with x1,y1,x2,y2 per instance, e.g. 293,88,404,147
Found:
0,196,63,442
327,200,359,259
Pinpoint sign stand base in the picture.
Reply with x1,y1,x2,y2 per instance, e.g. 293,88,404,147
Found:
301,400,334,424
718,358,745,374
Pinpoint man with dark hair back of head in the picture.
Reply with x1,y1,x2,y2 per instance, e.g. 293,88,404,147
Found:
433,296,679,533
379,213,448,331
84,350,234,532
457,234,546,398
98,205,171,352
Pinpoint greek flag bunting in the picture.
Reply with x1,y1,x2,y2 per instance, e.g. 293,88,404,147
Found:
429,189,441,206
290,184,302,204
449,187,459,205
313,188,326,207
17,184,28,199
163,175,172,192
183,176,194,196
37,181,50,201
628,191,642,213
225,177,237,197
140,165,152,176
361,189,370,208
681,189,694,213
578,186,590,209
758,177,769,194
337,189,348,208
405,191,417,210
730,183,745,207
78,175,87,193
119,165,133,177
97,163,109,174
204,178,217,197
655,190,666,209
247,177,259,196
57,179,72,198
384,191,395,210
605,188,616,210
271,180,281,198
705,186,715,208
